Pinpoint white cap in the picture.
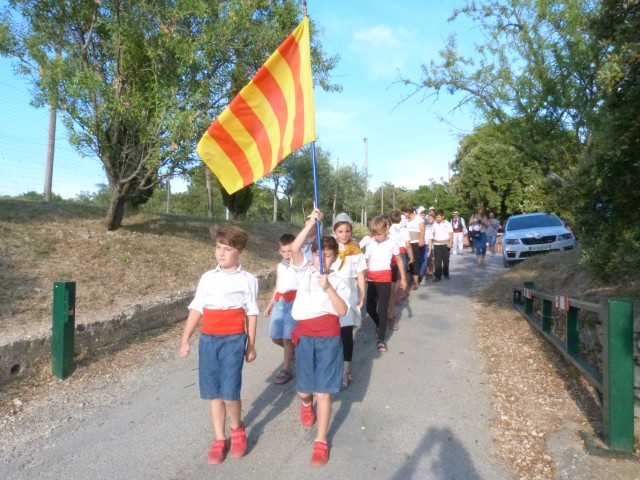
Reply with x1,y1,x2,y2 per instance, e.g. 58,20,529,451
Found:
332,212,352,228
416,206,426,214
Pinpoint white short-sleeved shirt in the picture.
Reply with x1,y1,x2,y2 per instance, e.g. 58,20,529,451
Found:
364,236,400,272
425,223,434,241
432,220,454,242
331,244,367,281
291,261,350,321
276,260,298,293
406,215,424,243
388,224,410,252
188,265,259,316
359,235,373,250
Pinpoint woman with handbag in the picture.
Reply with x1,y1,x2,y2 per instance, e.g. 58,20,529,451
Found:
468,205,489,266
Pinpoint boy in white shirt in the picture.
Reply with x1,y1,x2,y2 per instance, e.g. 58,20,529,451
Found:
290,208,350,467
365,215,408,352
179,226,259,465
264,234,298,385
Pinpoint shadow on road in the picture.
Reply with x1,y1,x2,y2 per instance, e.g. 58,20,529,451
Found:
390,426,483,480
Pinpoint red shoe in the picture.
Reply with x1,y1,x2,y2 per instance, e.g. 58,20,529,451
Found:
207,439,227,465
230,424,247,457
311,440,329,467
300,402,315,427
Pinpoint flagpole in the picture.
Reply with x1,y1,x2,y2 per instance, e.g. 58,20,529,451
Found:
311,141,324,274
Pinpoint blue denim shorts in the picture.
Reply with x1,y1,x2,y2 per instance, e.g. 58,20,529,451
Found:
295,336,343,394
198,333,247,401
269,300,296,340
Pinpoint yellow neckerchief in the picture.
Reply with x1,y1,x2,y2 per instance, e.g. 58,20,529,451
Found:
337,240,363,270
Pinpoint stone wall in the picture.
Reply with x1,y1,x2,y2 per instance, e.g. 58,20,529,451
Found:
0,271,276,386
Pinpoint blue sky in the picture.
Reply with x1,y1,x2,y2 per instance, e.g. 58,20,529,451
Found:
0,0,480,198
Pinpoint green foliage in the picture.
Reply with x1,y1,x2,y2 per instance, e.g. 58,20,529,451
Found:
369,183,413,218
562,0,640,281
280,144,335,216
408,0,591,182
74,184,111,207
411,182,457,216
15,190,63,202
222,184,254,220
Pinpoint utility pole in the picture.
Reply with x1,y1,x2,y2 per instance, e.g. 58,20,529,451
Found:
363,137,368,226
44,44,62,201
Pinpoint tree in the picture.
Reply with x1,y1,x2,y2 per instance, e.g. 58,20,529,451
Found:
280,144,335,221
563,0,640,280
330,163,366,222
258,163,287,222
450,122,551,219
1,0,340,230
221,184,254,220
405,0,591,184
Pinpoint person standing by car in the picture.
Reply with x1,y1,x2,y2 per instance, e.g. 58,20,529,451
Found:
486,212,502,257
468,206,489,266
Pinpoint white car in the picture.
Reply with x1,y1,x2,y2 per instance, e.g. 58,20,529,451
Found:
502,213,576,268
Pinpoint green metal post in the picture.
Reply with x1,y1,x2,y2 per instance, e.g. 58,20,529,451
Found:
565,306,579,357
602,299,634,452
51,282,76,379
542,299,552,333
524,281,534,315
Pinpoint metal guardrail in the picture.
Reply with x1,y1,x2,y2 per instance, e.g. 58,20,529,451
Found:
513,281,634,455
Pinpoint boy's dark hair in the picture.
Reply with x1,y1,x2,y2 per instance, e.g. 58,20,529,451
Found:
390,210,403,224
435,209,444,217
211,225,248,250
311,235,339,255
369,215,389,235
401,203,415,214
279,233,296,246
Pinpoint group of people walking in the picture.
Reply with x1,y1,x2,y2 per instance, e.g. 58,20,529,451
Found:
178,204,501,468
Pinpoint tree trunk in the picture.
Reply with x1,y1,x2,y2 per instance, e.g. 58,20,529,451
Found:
105,191,128,231
272,178,279,223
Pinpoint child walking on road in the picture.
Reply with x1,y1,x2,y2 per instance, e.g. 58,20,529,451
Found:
331,213,367,390
365,215,408,352
263,234,298,385
179,226,259,465
290,208,350,467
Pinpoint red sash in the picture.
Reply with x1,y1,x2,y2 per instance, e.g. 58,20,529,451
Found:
275,290,297,302
291,314,340,346
202,308,245,335
368,269,392,282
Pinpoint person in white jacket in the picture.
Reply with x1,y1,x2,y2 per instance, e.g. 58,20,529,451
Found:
450,211,467,255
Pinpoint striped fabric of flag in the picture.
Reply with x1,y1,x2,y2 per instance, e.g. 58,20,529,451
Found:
197,16,316,194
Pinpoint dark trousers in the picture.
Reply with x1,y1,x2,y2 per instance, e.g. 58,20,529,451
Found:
366,281,392,342
433,244,451,279
340,325,354,362
409,243,425,278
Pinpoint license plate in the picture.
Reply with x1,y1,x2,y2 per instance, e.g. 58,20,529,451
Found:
529,244,550,252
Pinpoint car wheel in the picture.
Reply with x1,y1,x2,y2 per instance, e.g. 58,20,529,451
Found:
503,258,513,268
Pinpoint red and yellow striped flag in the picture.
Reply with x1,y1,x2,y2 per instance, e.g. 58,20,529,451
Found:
197,16,316,194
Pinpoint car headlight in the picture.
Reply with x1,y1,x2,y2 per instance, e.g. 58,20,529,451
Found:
558,233,573,240
504,239,521,245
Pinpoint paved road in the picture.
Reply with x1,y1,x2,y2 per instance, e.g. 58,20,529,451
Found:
2,253,515,479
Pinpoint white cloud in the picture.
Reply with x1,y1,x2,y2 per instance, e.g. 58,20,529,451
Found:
349,25,413,79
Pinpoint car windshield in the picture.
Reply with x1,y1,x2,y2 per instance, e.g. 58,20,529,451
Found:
506,214,562,231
